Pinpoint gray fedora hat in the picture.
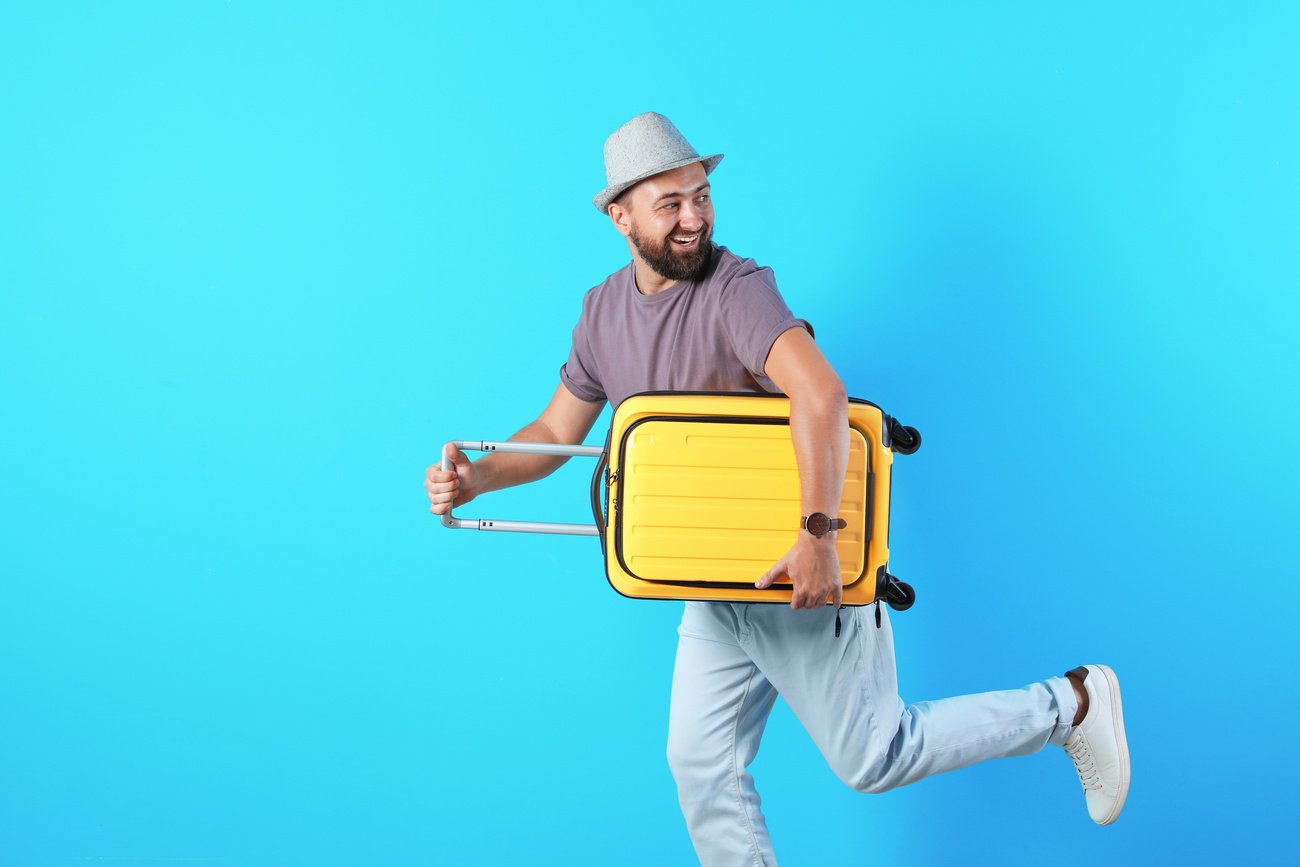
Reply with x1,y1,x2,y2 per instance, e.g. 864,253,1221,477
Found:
592,112,724,213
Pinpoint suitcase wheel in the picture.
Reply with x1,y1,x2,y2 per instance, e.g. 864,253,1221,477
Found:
892,425,922,456
884,579,916,612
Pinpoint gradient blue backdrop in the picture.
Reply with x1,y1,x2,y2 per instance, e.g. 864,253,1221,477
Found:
2,3,1297,865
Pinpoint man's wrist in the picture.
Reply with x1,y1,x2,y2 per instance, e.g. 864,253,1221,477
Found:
799,528,839,546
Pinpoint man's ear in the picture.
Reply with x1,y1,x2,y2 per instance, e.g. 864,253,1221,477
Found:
608,200,633,237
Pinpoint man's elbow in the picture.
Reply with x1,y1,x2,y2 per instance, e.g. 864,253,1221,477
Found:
824,375,847,405
788,373,847,410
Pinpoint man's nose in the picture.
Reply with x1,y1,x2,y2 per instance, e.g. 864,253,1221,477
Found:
677,202,704,231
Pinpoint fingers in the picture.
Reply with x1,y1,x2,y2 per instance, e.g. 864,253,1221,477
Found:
424,468,458,492
427,488,458,514
790,584,838,611
755,560,784,590
425,459,459,515
426,442,473,516
426,468,458,497
789,584,813,610
757,545,844,610
756,561,828,609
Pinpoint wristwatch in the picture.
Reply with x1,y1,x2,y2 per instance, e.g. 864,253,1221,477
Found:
801,512,847,538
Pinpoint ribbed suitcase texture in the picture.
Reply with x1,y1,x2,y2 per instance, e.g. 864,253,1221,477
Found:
604,393,896,605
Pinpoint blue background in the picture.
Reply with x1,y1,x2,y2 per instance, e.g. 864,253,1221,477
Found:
2,2,1297,865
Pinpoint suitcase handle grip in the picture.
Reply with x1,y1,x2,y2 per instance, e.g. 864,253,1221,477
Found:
440,440,604,536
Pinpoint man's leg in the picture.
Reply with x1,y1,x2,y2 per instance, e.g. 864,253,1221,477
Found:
668,602,780,867
742,603,1077,794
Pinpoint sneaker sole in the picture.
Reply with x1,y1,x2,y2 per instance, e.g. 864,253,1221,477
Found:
1091,664,1130,824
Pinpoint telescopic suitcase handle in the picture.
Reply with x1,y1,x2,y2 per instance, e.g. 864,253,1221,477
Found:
440,440,605,536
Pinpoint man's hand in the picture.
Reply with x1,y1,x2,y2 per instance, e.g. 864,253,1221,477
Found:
755,534,843,610
424,385,605,519
425,443,477,515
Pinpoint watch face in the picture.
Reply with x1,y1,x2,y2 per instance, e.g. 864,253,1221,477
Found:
806,512,830,536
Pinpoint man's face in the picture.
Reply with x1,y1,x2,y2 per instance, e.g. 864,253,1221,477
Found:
617,162,714,281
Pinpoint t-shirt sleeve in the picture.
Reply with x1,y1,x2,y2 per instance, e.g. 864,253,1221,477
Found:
559,297,606,402
718,266,813,378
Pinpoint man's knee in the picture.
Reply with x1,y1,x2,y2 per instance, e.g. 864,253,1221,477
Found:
822,704,909,794
825,744,895,795
665,733,690,782
850,769,894,795
667,729,716,788
836,764,896,795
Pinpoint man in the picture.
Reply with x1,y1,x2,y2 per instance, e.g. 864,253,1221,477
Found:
425,113,1130,865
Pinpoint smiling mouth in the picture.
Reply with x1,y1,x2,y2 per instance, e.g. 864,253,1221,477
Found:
670,233,700,248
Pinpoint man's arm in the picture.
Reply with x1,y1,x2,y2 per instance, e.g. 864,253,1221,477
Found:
426,384,606,515
754,326,849,609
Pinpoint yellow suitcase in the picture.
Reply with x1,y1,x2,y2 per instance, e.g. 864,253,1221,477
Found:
441,391,920,610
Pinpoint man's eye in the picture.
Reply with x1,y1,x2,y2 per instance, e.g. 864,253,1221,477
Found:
697,195,710,203
664,203,678,210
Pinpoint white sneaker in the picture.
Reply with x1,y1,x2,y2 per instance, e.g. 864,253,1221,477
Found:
1063,664,1130,824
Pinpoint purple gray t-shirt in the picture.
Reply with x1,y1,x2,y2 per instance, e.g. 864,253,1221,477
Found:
560,244,811,409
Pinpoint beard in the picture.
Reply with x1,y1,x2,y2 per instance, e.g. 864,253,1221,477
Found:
629,220,714,282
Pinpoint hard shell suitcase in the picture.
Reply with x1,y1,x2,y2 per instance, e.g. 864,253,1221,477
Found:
441,391,920,610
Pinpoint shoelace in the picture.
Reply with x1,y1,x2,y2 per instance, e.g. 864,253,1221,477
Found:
1065,736,1102,790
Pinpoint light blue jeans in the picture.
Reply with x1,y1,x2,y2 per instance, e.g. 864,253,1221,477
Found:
666,601,1078,867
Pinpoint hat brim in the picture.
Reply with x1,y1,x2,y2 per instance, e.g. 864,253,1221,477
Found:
592,153,724,214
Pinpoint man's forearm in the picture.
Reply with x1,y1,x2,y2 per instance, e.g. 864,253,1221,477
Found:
789,382,849,518
752,377,850,606
472,419,571,496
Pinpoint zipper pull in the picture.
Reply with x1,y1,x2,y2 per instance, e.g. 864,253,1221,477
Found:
875,599,882,629
834,609,842,638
